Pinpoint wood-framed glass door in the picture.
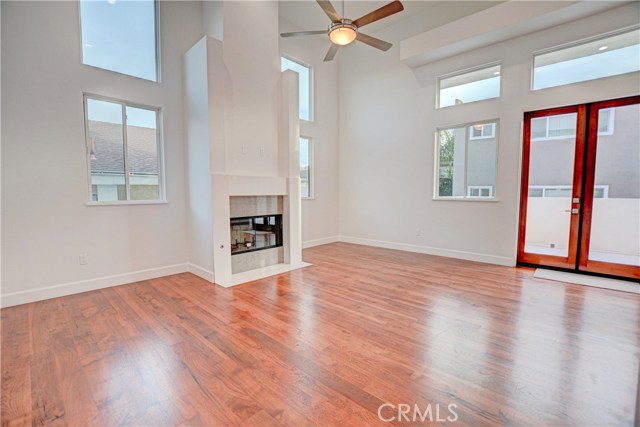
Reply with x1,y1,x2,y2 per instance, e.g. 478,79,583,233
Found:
578,96,640,279
518,96,640,280
518,105,587,269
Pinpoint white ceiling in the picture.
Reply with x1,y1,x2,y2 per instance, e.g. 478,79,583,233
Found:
281,1,510,35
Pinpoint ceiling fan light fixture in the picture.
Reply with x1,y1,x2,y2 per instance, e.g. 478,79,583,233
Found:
328,20,357,46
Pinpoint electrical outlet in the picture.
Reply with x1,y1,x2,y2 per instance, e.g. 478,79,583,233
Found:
79,254,88,265
416,229,422,236
260,147,265,157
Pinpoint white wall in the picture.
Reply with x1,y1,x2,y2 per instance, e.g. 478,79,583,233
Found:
1,1,203,306
279,15,340,247
338,2,640,265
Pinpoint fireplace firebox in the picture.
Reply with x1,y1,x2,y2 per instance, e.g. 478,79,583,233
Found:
230,215,283,255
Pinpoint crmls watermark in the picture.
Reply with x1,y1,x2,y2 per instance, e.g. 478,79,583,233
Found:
377,402,459,423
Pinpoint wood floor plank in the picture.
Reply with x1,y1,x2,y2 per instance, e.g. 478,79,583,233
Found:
1,243,639,426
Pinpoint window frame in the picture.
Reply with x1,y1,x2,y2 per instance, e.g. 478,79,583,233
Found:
433,120,499,201
83,93,166,205
436,62,502,109
281,55,314,122
299,135,314,199
78,0,161,83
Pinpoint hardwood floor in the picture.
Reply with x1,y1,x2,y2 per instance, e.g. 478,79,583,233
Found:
2,242,639,426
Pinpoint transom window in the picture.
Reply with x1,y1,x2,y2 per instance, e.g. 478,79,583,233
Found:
80,0,159,82
84,95,164,203
436,121,499,199
281,56,312,121
438,64,501,108
533,27,640,90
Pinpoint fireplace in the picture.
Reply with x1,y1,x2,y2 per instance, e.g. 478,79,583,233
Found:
230,214,283,255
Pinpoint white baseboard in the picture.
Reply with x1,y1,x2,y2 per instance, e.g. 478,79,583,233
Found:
302,235,340,249
0,263,190,308
339,235,515,267
187,263,215,282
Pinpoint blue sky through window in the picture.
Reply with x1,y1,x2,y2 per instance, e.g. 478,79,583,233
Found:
281,57,311,121
80,0,158,82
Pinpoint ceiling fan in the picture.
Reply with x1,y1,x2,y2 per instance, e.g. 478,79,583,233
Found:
280,0,404,62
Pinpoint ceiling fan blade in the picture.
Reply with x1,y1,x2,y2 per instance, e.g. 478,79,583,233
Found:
323,44,339,62
316,0,341,22
356,32,393,51
352,0,404,28
280,30,327,38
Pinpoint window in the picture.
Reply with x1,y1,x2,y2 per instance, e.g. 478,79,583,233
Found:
80,0,159,82
438,64,501,108
300,136,312,198
597,108,615,135
84,95,163,203
532,27,640,90
435,121,498,199
531,109,614,140
281,56,312,121
467,186,493,198
528,185,609,198
469,123,495,140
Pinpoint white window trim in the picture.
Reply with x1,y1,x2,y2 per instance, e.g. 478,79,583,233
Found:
281,54,314,122
300,136,314,199
78,0,161,83
83,93,166,204
433,120,499,201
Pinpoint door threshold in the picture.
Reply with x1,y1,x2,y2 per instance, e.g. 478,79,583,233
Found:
533,268,639,294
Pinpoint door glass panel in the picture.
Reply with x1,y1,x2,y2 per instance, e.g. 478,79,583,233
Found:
588,104,640,266
525,113,577,257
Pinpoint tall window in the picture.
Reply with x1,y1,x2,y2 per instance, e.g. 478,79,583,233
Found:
436,121,499,199
80,0,159,82
438,64,501,108
281,56,312,121
533,27,640,90
84,95,163,203
300,137,313,198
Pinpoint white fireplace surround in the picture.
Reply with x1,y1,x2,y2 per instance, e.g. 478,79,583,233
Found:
184,30,309,288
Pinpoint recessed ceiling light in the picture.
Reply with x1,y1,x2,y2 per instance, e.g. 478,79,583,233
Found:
107,0,116,4
598,45,608,51
493,71,500,76
85,43,93,48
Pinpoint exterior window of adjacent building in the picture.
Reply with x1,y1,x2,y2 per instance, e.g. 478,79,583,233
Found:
435,121,499,199
80,0,159,82
532,27,640,90
281,56,312,121
437,63,501,108
84,95,164,203
528,185,609,198
531,109,614,140
300,136,313,198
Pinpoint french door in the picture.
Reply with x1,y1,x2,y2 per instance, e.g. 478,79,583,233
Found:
518,96,640,280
